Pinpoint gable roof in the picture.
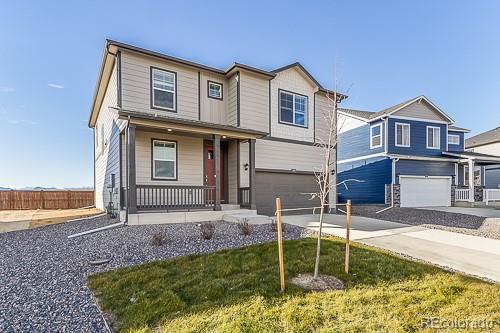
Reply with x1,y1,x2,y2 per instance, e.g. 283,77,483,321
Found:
465,127,500,148
339,95,455,123
272,62,348,99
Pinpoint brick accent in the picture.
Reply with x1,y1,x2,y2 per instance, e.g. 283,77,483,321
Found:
451,185,456,206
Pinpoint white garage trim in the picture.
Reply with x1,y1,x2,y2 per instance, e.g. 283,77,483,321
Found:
399,175,452,208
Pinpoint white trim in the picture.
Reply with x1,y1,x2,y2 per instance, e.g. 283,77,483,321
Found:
454,163,458,185
448,134,460,145
370,123,383,149
442,152,500,162
446,124,449,151
426,126,441,149
337,152,386,164
389,115,450,125
384,117,388,153
387,154,458,162
395,122,411,147
371,95,454,123
399,175,452,180
448,127,471,133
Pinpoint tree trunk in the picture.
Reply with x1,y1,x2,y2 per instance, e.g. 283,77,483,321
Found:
313,204,325,279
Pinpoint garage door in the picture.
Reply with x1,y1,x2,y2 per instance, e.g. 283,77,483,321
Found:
400,176,451,207
255,171,319,216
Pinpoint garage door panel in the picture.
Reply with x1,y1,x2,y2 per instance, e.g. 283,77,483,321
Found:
400,176,451,208
255,172,319,216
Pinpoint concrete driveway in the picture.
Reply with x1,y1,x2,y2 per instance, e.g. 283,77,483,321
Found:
283,214,500,282
418,206,500,218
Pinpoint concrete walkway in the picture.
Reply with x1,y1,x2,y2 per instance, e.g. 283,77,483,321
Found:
283,214,500,282
418,206,500,218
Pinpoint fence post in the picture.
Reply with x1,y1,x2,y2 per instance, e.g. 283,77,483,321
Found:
40,190,44,209
275,197,285,292
9,190,14,209
345,200,351,274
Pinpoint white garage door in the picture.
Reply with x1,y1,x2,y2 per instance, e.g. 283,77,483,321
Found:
400,176,451,207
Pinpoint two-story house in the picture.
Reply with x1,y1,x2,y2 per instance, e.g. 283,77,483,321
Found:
336,95,500,207
88,40,345,223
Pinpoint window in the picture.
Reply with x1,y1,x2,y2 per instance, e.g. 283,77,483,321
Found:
152,140,177,180
395,123,410,147
151,67,176,111
464,165,481,186
207,81,223,100
427,126,441,149
448,134,460,145
279,90,308,127
370,123,383,149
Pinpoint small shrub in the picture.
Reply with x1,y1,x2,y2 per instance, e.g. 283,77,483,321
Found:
270,218,284,233
201,222,215,240
151,230,167,246
239,218,252,236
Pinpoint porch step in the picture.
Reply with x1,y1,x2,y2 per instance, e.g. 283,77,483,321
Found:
221,204,241,211
223,212,273,225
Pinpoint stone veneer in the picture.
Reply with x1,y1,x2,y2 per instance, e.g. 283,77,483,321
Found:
385,184,400,207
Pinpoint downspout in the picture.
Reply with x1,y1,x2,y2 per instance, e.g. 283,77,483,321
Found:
124,116,130,224
377,157,399,213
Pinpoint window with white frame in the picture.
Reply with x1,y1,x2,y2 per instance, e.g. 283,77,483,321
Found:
370,123,383,148
151,68,176,110
279,90,308,127
208,81,223,100
427,126,441,149
395,123,410,147
152,140,177,179
464,165,481,186
448,134,460,145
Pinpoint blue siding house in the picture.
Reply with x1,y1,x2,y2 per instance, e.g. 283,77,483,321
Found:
465,127,500,192
337,95,500,207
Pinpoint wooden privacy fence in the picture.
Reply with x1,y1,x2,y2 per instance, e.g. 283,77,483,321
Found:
0,190,94,210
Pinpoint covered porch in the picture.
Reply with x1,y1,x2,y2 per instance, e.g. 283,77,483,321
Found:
443,151,500,206
118,110,266,218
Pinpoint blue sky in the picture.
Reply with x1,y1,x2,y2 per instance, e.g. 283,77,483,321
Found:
1,0,499,188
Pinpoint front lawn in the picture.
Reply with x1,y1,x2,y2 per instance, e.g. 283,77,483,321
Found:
89,237,499,332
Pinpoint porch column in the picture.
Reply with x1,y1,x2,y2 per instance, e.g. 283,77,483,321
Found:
214,134,221,211
468,159,475,203
128,124,137,213
249,139,256,210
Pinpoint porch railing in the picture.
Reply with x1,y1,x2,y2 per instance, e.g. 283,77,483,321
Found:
455,188,471,202
135,185,216,211
239,187,250,208
484,189,500,205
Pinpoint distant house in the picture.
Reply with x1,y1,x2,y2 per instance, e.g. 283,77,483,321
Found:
88,40,346,222
466,127,500,189
336,96,500,207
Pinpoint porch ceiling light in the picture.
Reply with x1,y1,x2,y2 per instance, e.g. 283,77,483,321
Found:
167,128,173,132
222,135,227,139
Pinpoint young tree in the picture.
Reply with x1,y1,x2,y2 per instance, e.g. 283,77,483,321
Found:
310,86,342,279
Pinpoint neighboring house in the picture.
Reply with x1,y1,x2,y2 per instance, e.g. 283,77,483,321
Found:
466,127,500,189
88,40,345,222
336,95,500,207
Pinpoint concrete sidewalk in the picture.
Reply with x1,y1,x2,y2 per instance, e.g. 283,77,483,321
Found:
283,214,500,282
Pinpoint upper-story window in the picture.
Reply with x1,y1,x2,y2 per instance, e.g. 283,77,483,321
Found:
448,134,460,145
427,126,441,149
370,123,383,149
152,139,177,180
208,81,223,100
151,67,176,111
279,90,308,127
395,123,410,147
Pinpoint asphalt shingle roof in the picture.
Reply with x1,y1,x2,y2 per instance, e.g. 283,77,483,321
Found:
465,127,500,148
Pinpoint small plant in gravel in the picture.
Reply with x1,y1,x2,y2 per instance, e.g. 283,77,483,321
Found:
200,222,215,240
239,219,252,236
151,230,167,246
270,218,284,233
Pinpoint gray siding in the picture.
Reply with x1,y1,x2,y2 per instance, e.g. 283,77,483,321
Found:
239,71,269,133
395,160,455,184
393,100,449,122
227,74,238,126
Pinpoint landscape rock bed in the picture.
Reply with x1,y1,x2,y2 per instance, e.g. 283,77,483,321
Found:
0,216,305,332
350,205,500,239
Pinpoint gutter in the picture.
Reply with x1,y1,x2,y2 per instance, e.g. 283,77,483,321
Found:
377,157,399,214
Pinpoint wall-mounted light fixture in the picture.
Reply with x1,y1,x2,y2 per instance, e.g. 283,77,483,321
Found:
331,169,336,176
244,163,249,171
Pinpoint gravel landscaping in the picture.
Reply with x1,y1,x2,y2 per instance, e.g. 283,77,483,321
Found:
351,205,500,239
0,216,305,332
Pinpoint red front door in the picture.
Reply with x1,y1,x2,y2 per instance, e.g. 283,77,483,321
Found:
204,142,224,201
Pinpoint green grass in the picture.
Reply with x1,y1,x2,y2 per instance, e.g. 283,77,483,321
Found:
88,238,500,332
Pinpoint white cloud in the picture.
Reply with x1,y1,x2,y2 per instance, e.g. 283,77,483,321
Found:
0,86,15,93
48,83,65,89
